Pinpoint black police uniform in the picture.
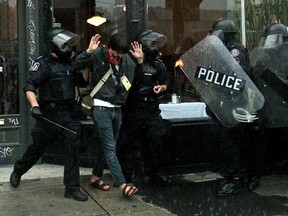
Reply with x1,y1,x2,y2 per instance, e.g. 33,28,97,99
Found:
250,23,288,178
119,58,169,183
214,37,249,180
214,37,267,196
12,53,85,196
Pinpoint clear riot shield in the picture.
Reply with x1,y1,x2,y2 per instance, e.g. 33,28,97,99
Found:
179,35,264,128
251,42,288,128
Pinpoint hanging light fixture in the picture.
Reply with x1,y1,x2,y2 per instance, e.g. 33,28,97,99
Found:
87,15,107,27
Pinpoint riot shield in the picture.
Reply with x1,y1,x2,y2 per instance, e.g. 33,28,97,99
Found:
251,43,288,127
179,35,264,128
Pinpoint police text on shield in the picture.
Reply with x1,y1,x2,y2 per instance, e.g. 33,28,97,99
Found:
195,66,244,91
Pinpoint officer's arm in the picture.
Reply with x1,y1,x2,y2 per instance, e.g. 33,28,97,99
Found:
23,58,49,106
26,91,39,107
158,61,170,88
154,61,169,94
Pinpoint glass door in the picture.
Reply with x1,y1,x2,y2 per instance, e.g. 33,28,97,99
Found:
0,0,18,115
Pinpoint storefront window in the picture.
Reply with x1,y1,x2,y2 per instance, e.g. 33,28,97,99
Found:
52,0,126,52
146,0,288,102
146,0,241,101
51,0,288,102
94,0,126,36
0,0,18,115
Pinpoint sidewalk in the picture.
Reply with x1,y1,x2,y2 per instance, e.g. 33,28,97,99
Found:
0,164,175,216
1,163,288,215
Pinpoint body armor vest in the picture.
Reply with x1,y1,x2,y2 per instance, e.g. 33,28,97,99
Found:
136,61,158,95
39,61,75,103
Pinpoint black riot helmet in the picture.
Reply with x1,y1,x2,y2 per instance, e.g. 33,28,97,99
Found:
211,19,237,33
264,23,288,37
138,29,167,61
47,27,80,61
260,23,288,47
210,19,237,43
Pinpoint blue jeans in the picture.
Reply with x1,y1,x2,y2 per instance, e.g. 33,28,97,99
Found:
91,106,126,186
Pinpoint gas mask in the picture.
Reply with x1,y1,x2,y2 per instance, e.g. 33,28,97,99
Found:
52,43,73,62
143,40,160,60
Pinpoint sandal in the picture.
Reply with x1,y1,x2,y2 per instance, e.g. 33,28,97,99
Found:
121,184,138,198
90,178,110,191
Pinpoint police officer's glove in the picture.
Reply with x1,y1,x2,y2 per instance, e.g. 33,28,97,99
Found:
30,106,43,120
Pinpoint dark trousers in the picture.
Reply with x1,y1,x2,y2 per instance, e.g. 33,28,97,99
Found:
241,121,268,178
217,120,267,179
119,102,166,181
13,110,81,187
218,124,242,178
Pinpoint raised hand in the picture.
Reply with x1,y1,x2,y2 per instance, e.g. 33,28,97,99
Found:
130,41,144,64
87,34,101,53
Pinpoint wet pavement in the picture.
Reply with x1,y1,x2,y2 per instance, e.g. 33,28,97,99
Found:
136,174,288,215
1,164,288,215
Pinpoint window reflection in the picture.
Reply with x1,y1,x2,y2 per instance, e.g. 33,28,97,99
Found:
95,0,126,36
52,0,126,52
147,0,238,102
0,0,18,115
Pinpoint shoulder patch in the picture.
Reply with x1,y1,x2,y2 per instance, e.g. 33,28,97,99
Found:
30,62,40,71
230,49,240,57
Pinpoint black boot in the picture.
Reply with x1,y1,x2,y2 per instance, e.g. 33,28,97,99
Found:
64,186,88,201
10,171,21,188
216,178,241,197
247,176,260,192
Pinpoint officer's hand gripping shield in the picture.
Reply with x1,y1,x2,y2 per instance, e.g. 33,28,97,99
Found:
178,35,264,128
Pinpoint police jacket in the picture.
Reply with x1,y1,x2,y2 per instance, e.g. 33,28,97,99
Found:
23,53,84,105
127,58,169,103
75,45,139,105
225,38,251,78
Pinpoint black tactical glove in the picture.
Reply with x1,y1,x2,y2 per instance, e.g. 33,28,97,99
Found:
30,106,43,120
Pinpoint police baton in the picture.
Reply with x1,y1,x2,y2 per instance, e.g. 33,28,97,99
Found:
42,117,77,135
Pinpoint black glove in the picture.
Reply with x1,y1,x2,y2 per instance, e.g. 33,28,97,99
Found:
30,106,43,120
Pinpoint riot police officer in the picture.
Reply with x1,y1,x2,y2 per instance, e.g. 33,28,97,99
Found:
251,23,288,174
9,27,88,201
208,19,260,197
118,29,170,185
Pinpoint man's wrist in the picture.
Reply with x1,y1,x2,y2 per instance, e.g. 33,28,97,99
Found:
137,58,143,64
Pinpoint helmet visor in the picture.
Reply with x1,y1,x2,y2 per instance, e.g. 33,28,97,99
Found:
140,31,167,48
263,34,283,48
52,30,80,47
